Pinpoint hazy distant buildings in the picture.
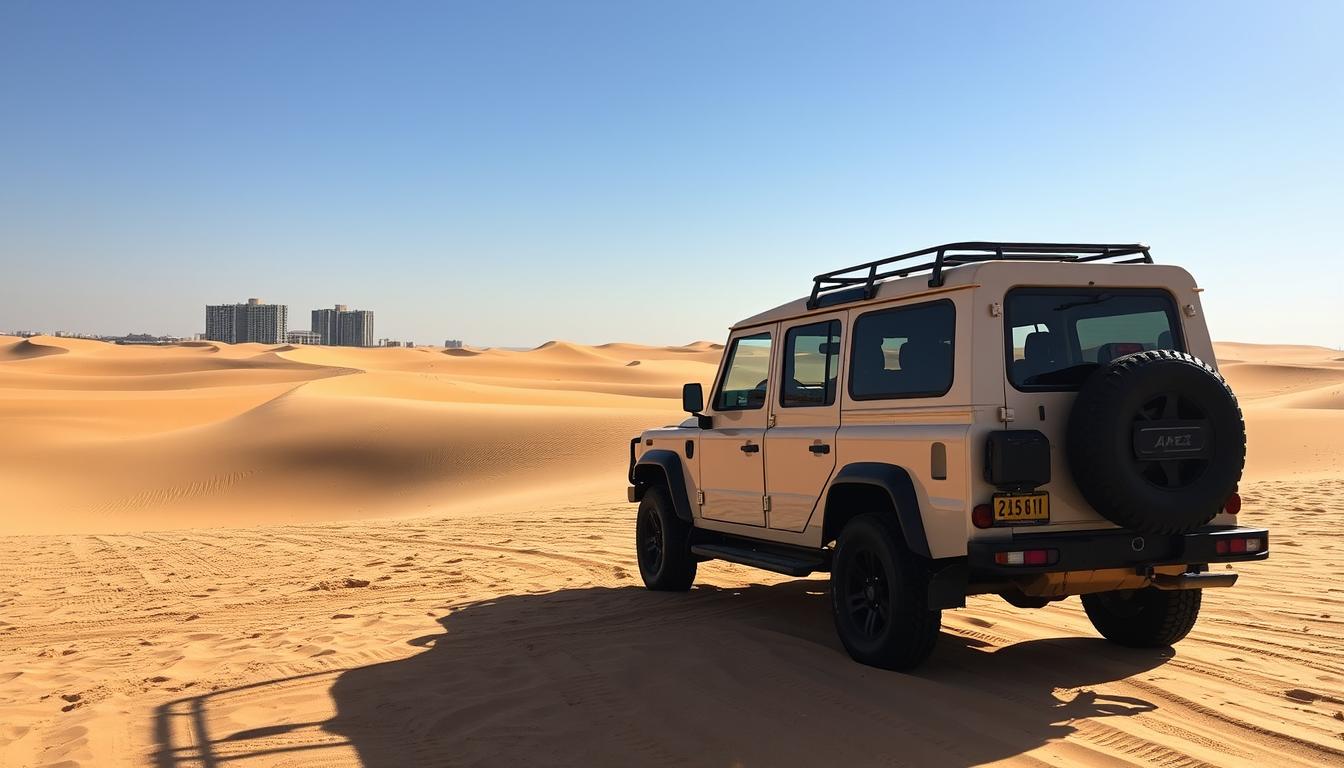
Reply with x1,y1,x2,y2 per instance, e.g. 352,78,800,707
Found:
445,339,464,349
311,305,374,347
197,299,376,347
205,298,288,344
109,333,186,345
12,330,185,345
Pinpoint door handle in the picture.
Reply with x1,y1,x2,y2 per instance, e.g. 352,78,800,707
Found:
739,443,760,454
808,443,831,455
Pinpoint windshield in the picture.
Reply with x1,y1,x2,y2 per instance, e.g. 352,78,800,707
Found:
1005,288,1182,390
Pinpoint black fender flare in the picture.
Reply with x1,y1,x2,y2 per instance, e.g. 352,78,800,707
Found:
824,462,931,559
631,449,695,523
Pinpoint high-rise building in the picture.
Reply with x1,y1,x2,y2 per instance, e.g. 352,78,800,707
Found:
286,329,322,345
311,304,375,347
310,304,344,346
204,298,288,344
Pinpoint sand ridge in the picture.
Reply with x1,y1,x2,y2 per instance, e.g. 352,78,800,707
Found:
1213,343,1344,480
0,335,720,534
0,337,1341,767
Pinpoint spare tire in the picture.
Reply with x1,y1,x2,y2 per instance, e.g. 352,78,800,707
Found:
1067,350,1245,534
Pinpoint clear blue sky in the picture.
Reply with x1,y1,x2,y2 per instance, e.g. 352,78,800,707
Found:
2,2,1341,347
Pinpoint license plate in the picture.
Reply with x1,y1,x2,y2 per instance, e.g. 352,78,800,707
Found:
992,492,1050,525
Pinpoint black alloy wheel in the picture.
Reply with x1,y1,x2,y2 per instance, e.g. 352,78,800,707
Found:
641,503,665,575
1082,587,1202,647
829,514,940,670
635,486,696,591
844,547,890,640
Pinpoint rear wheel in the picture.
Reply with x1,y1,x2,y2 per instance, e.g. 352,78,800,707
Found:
1081,587,1201,647
635,486,696,591
830,514,940,670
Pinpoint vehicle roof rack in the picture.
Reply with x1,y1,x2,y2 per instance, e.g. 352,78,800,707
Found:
807,241,1152,310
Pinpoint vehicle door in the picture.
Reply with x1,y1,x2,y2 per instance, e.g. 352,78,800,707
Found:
1002,287,1188,526
764,316,843,532
699,328,774,526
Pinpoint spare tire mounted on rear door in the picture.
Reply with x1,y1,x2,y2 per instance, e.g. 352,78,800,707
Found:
1067,350,1245,535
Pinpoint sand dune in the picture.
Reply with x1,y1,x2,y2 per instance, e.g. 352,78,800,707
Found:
0,335,719,534
1214,343,1344,479
0,338,69,360
1,336,1341,767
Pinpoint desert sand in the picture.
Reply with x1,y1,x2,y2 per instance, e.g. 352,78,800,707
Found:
0,334,1342,767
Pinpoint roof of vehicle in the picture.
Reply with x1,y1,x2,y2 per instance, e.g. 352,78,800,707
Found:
732,244,1197,330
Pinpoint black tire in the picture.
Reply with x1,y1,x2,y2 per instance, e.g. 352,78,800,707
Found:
1068,350,1245,535
829,514,940,670
635,486,696,591
1081,587,1202,648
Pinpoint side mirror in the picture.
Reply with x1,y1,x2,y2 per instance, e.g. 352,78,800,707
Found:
682,383,712,428
682,382,705,414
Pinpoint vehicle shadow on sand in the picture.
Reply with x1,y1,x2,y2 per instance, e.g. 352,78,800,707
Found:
154,581,1171,767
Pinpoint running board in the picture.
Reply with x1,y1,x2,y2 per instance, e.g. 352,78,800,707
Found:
690,543,826,577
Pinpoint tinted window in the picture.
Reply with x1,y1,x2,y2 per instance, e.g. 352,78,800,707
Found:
1006,289,1181,390
782,320,841,407
850,301,955,400
716,332,772,410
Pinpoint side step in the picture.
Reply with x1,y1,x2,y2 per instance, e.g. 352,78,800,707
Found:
690,543,827,577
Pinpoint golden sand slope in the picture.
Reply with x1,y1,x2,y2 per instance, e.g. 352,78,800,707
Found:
1215,342,1344,480
0,338,1342,767
0,336,722,533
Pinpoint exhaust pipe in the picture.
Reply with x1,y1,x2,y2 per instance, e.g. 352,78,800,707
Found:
1151,572,1238,590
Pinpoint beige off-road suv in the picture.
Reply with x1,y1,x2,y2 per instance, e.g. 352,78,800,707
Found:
627,242,1268,670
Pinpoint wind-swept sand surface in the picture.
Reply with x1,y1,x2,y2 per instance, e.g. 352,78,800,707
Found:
0,336,1341,767
0,337,720,533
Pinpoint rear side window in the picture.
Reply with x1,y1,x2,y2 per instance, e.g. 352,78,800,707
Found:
781,320,841,407
849,300,955,400
1006,288,1182,390
716,331,772,410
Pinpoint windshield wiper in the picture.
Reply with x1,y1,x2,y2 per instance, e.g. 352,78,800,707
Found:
1054,293,1114,311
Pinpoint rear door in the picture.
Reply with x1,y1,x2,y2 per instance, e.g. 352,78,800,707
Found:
764,316,844,532
699,329,774,526
1002,287,1186,526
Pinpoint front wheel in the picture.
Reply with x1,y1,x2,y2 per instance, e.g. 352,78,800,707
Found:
1081,587,1201,647
635,486,696,591
830,514,941,670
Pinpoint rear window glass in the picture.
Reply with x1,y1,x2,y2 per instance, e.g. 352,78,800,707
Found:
850,300,955,400
1006,289,1182,390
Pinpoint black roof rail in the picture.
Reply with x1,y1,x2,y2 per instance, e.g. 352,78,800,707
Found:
806,241,1153,310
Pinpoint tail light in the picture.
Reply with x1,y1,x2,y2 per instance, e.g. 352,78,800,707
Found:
972,504,993,529
994,548,1058,566
1223,492,1242,516
1215,536,1264,555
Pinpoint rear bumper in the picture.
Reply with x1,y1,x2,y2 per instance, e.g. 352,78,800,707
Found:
968,525,1268,578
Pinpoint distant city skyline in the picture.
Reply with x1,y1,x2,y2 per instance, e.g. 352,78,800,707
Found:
196,298,380,347
2,3,1341,347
